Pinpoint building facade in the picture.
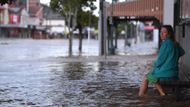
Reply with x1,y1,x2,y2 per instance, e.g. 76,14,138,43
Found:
0,4,9,24
175,0,190,80
0,0,45,38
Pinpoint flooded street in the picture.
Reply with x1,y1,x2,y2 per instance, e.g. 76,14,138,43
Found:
0,39,190,107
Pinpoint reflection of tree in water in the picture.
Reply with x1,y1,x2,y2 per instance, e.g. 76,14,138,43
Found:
63,62,86,80
63,62,121,80
98,62,120,71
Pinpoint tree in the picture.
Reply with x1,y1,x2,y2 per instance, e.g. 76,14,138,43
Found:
77,10,98,29
77,10,98,52
0,0,15,5
50,0,96,56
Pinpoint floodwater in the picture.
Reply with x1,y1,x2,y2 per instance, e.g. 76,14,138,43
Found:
0,39,190,107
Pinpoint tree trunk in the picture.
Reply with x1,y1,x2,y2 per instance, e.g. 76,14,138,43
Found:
73,9,83,54
79,31,83,53
69,32,72,56
67,9,77,57
68,14,72,57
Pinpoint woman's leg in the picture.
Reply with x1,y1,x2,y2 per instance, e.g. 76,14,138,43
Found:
139,76,149,96
155,82,166,96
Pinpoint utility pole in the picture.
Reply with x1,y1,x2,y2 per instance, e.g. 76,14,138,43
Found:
100,0,106,58
110,0,114,54
100,0,103,56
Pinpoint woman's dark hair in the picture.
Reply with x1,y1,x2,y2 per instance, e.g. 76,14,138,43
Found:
161,25,175,42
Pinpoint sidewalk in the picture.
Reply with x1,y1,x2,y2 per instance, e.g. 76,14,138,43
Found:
58,54,156,63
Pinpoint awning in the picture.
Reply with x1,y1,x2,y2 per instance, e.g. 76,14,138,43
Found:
144,26,154,30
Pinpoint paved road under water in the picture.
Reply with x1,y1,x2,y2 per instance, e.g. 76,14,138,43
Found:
0,39,190,107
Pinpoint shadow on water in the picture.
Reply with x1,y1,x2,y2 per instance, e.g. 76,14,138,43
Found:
63,62,87,80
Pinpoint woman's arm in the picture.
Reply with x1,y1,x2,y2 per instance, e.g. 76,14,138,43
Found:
154,41,170,67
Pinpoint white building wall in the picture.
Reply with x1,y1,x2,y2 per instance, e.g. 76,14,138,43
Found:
163,0,174,27
20,9,29,25
28,17,40,25
42,20,65,26
3,4,9,24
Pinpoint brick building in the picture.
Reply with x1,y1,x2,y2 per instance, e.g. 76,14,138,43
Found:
0,0,45,38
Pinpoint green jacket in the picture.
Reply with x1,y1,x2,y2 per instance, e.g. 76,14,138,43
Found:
151,38,185,78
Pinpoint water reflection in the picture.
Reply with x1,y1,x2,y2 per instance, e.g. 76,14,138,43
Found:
51,61,190,107
0,39,187,106
63,62,87,80
1,59,190,106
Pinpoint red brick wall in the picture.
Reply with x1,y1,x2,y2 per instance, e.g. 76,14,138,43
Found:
107,0,163,23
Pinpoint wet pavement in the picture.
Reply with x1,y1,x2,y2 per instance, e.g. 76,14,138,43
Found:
0,39,190,107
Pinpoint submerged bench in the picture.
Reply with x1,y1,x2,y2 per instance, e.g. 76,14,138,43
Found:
160,80,190,100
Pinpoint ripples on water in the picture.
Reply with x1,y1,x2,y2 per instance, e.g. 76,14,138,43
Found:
1,60,190,107
0,39,190,106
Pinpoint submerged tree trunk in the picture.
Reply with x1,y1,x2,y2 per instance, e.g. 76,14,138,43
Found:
79,32,83,53
79,34,82,52
68,13,72,57
68,9,78,57
50,0,97,56
69,32,72,56
78,23,82,53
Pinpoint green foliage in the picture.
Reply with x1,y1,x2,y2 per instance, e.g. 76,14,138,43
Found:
50,0,60,12
50,0,96,15
50,0,98,28
117,23,125,34
90,14,98,29
77,10,98,29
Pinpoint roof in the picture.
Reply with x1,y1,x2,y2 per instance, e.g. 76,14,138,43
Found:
8,7,22,14
42,4,64,20
29,5,41,17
